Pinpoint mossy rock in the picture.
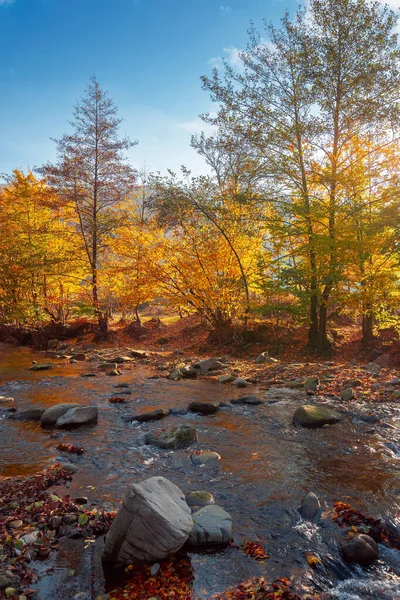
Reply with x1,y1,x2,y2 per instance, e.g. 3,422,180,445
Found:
293,405,342,427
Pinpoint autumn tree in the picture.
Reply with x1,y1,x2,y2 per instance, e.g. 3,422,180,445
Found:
0,170,84,324
201,0,400,348
39,77,137,334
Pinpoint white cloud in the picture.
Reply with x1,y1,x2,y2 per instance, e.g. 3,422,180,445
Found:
220,5,230,12
0,0,14,4
177,119,216,135
209,46,245,71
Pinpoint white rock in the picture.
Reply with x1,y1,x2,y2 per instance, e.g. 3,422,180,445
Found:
55,406,98,428
102,476,193,564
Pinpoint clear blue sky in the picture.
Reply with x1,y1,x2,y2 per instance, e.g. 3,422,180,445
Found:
0,0,299,178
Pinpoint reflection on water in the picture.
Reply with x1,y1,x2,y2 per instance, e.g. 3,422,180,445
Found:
1,342,400,599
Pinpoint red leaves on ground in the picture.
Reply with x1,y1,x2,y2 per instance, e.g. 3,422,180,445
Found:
108,556,194,600
56,443,84,454
109,396,126,403
333,501,400,550
242,540,270,560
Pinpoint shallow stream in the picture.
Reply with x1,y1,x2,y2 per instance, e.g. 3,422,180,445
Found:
1,343,400,599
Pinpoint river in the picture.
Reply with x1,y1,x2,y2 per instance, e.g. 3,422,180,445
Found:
1,343,400,599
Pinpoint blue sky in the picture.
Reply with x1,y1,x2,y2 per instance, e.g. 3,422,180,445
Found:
0,0,303,177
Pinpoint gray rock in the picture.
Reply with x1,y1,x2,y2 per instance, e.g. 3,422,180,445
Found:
180,366,198,379
41,403,80,426
340,387,354,401
191,450,221,466
168,369,182,381
187,505,232,546
56,406,98,428
374,353,391,368
9,408,45,421
195,358,223,373
364,362,381,375
293,405,342,427
304,377,319,392
98,362,118,371
102,476,193,564
232,377,249,388
298,492,321,520
384,378,400,386
50,516,63,529
110,356,134,364
186,491,215,508
255,352,278,365
189,402,219,415
341,534,379,566
29,363,53,371
218,374,235,384
145,425,198,449
231,395,262,406
133,409,169,422
59,462,80,473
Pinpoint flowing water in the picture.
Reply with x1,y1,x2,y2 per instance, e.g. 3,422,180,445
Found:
1,343,400,599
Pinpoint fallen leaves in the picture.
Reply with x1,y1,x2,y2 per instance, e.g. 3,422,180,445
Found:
107,556,193,600
333,501,400,550
242,540,270,561
209,576,303,600
56,443,84,455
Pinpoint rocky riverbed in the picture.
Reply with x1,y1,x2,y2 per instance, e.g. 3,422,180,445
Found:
1,342,400,599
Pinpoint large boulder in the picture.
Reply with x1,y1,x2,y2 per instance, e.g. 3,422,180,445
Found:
187,505,232,546
41,403,80,426
145,425,198,449
293,405,341,427
102,476,193,564
341,534,379,566
364,362,381,375
55,406,98,428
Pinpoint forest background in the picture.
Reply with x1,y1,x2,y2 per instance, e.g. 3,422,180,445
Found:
1,0,400,352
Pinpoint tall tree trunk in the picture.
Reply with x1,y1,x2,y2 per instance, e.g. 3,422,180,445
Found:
362,308,374,347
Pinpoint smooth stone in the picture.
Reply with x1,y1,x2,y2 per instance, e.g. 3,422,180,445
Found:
298,492,321,519
59,463,80,473
145,425,198,449
255,352,278,365
232,377,249,388
29,363,52,371
102,476,193,564
293,405,342,427
231,395,262,405
41,403,80,426
72,353,87,361
98,363,118,371
191,450,221,466
188,402,219,415
133,409,170,422
340,387,354,401
9,408,45,421
304,377,319,391
187,505,232,546
196,358,223,373
186,491,215,508
341,534,379,566
180,366,198,378
364,362,381,375
55,406,98,428
218,374,235,383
